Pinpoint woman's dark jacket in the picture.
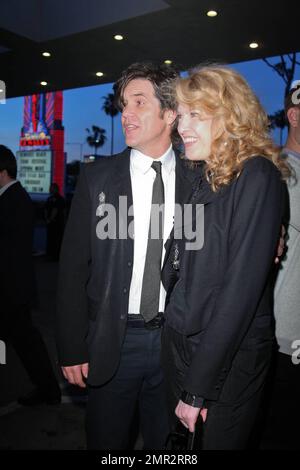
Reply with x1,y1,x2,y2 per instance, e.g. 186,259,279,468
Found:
162,156,284,402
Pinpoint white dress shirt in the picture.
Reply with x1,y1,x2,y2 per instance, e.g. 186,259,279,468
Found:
128,145,176,314
0,179,17,197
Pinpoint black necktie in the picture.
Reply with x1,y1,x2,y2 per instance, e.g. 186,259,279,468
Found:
140,161,165,322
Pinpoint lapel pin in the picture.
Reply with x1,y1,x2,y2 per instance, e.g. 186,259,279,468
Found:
172,242,180,271
96,191,106,217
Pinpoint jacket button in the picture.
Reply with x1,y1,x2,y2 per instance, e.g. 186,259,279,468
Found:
215,385,221,390
127,261,132,267
120,314,126,320
123,287,127,294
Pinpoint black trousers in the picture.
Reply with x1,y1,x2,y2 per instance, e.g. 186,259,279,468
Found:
161,323,273,450
86,326,170,450
259,351,300,449
1,303,60,397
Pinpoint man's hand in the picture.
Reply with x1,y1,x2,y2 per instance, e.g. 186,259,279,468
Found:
275,225,286,264
175,400,208,433
62,363,89,388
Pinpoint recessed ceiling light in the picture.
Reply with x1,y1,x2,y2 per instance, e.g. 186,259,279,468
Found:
96,72,104,77
207,10,218,17
42,52,51,57
114,35,124,41
0,89,3,93
164,60,172,65
249,42,259,49
40,81,48,86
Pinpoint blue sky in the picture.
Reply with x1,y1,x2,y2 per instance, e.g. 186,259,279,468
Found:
0,53,299,162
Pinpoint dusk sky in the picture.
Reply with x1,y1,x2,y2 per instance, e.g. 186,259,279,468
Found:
0,53,299,162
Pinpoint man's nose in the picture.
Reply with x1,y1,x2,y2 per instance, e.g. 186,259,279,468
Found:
122,106,130,118
122,106,134,119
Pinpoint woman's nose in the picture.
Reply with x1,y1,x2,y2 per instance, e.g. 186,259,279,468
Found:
178,116,190,133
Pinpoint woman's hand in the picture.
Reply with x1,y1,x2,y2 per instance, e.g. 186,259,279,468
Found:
175,400,208,433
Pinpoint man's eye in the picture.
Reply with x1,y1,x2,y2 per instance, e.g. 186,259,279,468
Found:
137,100,144,106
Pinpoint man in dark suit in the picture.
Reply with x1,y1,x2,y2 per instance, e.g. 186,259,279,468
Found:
0,145,61,405
56,62,199,449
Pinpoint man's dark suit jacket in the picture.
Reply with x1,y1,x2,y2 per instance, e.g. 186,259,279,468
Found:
0,182,35,307
56,148,197,386
162,156,284,403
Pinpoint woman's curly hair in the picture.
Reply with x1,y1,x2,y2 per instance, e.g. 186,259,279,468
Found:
175,65,290,191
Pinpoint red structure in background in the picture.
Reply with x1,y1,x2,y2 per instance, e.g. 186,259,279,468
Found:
49,92,65,193
19,91,65,194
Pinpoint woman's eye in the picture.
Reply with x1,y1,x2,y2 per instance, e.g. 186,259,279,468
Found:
177,114,182,120
191,112,199,118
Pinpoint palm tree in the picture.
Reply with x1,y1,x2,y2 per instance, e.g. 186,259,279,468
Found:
86,125,107,155
102,93,119,155
263,53,300,99
269,109,287,146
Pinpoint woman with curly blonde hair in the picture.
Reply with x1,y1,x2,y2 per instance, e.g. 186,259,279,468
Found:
161,65,289,449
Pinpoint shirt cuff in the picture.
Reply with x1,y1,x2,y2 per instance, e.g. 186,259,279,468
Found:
181,390,205,408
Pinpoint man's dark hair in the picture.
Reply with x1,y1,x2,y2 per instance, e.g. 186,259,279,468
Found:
114,61,179,113
0,145,17,179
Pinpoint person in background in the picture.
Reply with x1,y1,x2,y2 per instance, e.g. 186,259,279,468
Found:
0,145,61,406
274,84,300,357
271,84,300,448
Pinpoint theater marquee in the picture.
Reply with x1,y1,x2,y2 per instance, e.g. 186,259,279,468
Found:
17,149,52,194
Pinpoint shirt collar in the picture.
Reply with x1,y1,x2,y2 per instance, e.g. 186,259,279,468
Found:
130,145,175,175
0,179,17,197
282,147,300,161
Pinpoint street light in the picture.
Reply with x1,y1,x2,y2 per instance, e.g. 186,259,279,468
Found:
65,142,85,161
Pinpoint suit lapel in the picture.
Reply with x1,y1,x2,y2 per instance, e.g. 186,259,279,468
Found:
162,156,220,270
109,148,133,208
174,153,198,206
191,173,218,205
162,153,198,270
108,148,134,259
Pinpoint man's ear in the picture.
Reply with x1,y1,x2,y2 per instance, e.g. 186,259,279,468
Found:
165,109,177,126
287,107,300,128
